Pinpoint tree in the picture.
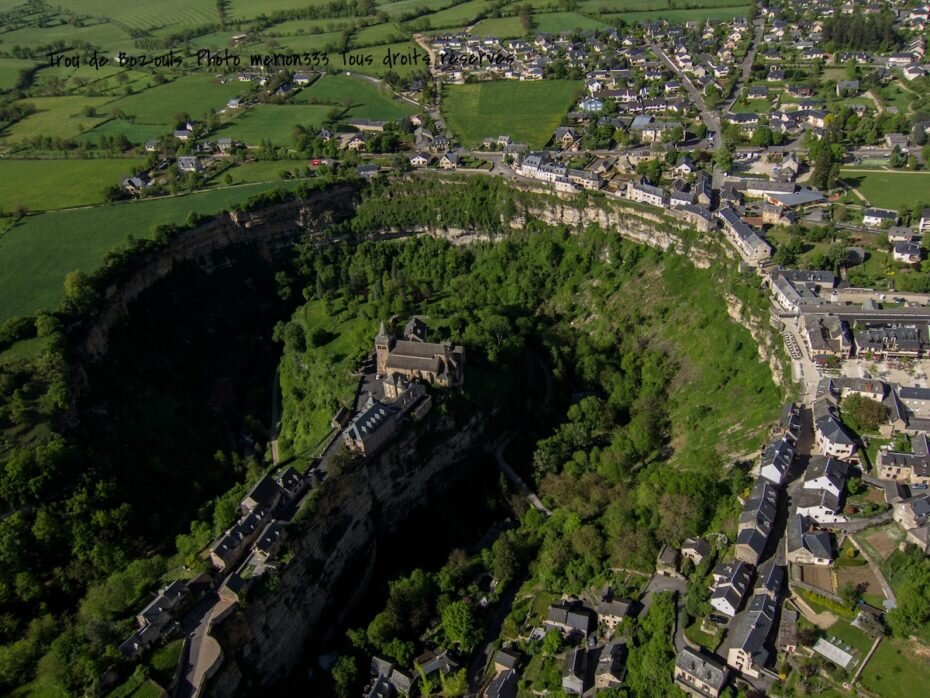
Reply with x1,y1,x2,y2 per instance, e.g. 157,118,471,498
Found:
542,628,563,655
441,601,480,652
842,394,887,433
838,581,864,608
331,655,360,698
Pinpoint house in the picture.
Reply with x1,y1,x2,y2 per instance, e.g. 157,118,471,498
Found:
672,204,716,233
876,432,930,485
626,179,667,207
862,208,898,227
173,128,193,141
674,647,729,698
121,175,149,194
554,126,577,148
493,648,522,673
673,156,695,177
785,514,833,565
348,118,386,132
356,164,380,180
919,208,930,234
485,669,518,698
726,593,777,678
345,134,367,151
209,506,270,571
177,156,202,173
709,561,752,617
217,137,234,153
900,387,930,418
410,151,432,168
596,585,632,630
893,241,922,264
777,609,799,654
293,72,312,85
342,397,399,455
813,396,857,460
836,79,860,96
226,97,241,109
681,537,710,565
546,601,595,637
717,207,771,265
736,478,778,565
760,436,794,485
595,641,627,689
414,650,459,681
657,544,679,575
241,473,284,515
439,151,461,169
562,648,587,695
803,457,849,499
892,494,930,552
144,139,158,152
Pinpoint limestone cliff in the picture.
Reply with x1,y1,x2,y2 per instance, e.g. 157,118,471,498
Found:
206,416,486,696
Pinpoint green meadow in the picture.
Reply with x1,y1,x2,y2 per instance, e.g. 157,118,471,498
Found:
0,182,301,322
442,80,582,147
0,159,145,212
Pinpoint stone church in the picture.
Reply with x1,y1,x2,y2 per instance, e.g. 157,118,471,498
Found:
374,318,465,388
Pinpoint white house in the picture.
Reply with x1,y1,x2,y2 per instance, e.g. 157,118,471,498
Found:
862,208,898,227
709,561,752,617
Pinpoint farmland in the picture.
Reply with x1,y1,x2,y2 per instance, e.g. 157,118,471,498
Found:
472,12,607,37
106,75,246,126
841,170,930,211
56,0,219,30
0,159,145,212
293,74,417,121
0,96,112,144
0,181,303,323
442,80,582,148
860,638,930,698
219,104,333,146
0,59,35,91
603,4,751,23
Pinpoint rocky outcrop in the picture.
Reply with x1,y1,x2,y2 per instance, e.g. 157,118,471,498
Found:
78,184,358,361
206,416,486,696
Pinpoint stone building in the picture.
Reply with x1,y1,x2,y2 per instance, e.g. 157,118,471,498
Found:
375,320,465,387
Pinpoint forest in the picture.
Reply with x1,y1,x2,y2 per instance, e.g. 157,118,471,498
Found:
275,180,783,694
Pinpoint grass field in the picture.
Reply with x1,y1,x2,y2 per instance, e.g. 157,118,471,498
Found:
352,21,409,47
0,159,145,212
860,637,930,698
218,161,308,184
0,18,136,54
442,80,581,147
293,74,417,121
1,96,112,143
229,0,338,20
579,0,746,11
57,0,218,30
107,75,245,125
0,58,36,91
219,104,333,145
378,0,458,16
471,11,607,37
426,0,497,28
0,181,302,322
841,170,930,210
77,119,171,145
603,4,750,22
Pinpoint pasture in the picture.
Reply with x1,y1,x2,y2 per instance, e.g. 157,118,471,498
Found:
0,181,303,322
293,74,417,121
841,170,930,211
0,58,36,91
77,119,171,145
351,22,409,47
107,75,245,125
602,5,751,23
426,0,497,28
0,96,112,143
860,638,930,698
219,104,333,145
56,0,218,30
579,0,745,11
472,11,607,37
442,80,581,148
0,159,145,212
217,161,309,184
229,0,337,21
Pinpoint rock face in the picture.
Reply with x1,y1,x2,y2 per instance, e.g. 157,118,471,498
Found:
207,416,486,696
78,184,358,361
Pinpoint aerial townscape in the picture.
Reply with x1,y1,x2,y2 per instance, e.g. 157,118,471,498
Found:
5,1,930,698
